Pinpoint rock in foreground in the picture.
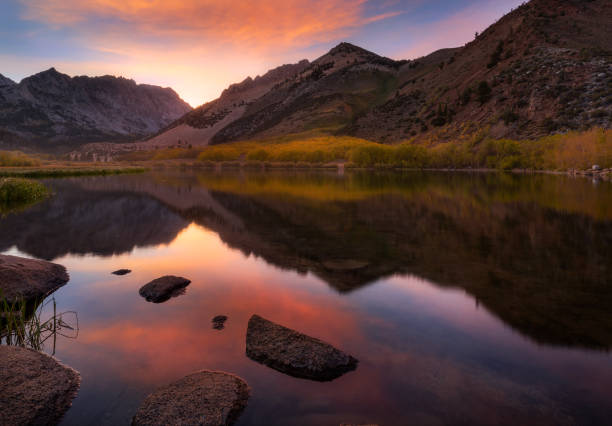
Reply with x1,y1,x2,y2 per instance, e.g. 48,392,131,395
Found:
138,275,191,303
0,346,80,425
132,370,250,426
0,254,69,303
246,314,358,381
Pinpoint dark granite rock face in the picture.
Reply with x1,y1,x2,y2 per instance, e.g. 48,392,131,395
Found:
0,254,69,303
0,346,80,425
0,67,192,151
132,370,250,426
112,269,131,276
138,275,191,303
246,314,358,381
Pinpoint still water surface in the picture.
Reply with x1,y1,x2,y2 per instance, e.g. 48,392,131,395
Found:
1,170,611,425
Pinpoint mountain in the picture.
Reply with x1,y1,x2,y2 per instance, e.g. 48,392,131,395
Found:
147,0,610,148
0,68,192,151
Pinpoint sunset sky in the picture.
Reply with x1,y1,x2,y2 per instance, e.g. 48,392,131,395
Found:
1,0,524,107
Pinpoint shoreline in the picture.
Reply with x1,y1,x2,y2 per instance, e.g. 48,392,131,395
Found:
2,160,610,181
137,160,612,181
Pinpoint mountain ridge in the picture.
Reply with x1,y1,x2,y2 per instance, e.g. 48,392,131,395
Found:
0,68,192,151
144,0,611,149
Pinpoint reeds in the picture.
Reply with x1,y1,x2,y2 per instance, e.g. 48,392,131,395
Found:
0,295,78,355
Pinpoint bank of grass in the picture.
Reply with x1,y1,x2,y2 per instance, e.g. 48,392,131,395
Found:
0,167,148,178
199,135,373,164
194,128,611,171
0,178,48,215
0,151,41,167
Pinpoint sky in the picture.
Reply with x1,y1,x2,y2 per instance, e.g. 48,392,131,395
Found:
1,0,525,107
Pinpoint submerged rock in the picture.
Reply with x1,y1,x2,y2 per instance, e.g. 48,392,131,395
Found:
132,370,250,426
0,346,80,425
0,254,69,303
112,269,131,276
139,276,191,303
212,315,228,330
246,314,358,381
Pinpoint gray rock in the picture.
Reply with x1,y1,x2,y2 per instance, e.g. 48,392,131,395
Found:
138,275,190,303
132,370,250,426
246,314,358,381
112,269,132,276
0,254,69,303
0,346,80,425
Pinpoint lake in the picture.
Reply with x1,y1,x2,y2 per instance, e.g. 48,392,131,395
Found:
1,170,611,425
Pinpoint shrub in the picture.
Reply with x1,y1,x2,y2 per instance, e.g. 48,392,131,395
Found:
501,110,519,125
0,151,40,167
246,149,270,161
460,87,472,105
477,81,492,104
0,178,47,215
487,41,504,68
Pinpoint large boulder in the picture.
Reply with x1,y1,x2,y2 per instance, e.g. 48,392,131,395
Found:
132,370,250,426
0,346,80,425
0,254,69,303
138,275,190,303
246,314,358,381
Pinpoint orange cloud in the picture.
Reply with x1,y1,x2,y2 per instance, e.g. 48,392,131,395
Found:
21,0,395,48
18,0,401,105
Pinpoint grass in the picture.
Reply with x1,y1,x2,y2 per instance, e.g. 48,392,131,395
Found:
190,128,611,171
0,178,48,215
0,167,148,178
0,295,78,355
198,135,378,163
0,151,40,167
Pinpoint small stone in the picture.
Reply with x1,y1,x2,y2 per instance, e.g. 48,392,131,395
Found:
212,315,228,330
139,276,191,303
0,254,69,303
246,314,358,381
132,370,250,426
112,269,131,276
0,346,80,425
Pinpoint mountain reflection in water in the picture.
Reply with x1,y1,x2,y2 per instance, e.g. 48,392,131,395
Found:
1,170,611,425
2,171,610,350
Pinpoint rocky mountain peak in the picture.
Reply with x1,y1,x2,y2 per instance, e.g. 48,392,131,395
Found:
0,68,192,151
0,74,16,89
328,42,373,56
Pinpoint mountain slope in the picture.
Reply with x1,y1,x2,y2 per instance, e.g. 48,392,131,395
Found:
147,0,610,148
0,68,192,151
349,0,612,141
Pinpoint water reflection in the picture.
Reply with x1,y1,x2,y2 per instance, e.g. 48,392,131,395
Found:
0,179,187,260
5,171,608,349
1,170,610,425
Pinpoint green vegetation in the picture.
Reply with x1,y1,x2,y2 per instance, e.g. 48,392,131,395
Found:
0,167,147,178
0,295,78,354
198,135,376,164
0,178,47,215
193,128,611,171
0,151,40,167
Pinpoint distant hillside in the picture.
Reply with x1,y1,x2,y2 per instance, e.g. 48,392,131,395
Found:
145,0,610,148
0,68,192,151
